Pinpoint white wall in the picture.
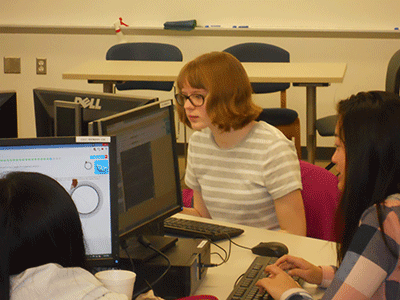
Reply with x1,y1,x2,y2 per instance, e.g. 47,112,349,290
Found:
2,0,400,31
1,32,400,146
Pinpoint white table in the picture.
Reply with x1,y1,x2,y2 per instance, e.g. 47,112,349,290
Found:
62,61,347,163
173,214,337,299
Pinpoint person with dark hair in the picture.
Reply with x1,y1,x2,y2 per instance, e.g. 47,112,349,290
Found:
175,51,306,236
0,172,127,300
256,91,400,299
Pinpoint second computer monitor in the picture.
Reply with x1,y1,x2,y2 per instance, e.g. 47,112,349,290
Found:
89,100,182,242
34,87,157,137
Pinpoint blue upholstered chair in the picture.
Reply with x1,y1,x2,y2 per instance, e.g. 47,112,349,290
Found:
224,43,301,157
106,42,183,92
224,42,290,108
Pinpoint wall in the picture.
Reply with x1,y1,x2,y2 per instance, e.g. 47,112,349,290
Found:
2,0,400,31
1,0,400,147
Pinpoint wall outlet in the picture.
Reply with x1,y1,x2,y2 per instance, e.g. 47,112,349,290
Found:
36,58,47,75
4,57,21,74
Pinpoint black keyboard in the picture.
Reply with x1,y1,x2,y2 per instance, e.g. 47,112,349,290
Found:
164,217,244,241
227,256,304,300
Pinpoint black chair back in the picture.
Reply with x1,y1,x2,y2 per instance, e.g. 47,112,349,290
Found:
106,42,183,91
224,43,290,94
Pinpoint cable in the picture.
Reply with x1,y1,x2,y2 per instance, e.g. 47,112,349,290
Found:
199,233,256,269
131,236,172,300
227,237,252,251
199,234,232,268
120,239,135,272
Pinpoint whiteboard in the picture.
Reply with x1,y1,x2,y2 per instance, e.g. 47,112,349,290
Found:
2,0,400,32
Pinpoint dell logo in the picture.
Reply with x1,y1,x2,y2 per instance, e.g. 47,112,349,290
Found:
74,97,102,110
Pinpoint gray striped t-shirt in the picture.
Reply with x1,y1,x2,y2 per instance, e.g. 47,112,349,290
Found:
185,121,302,229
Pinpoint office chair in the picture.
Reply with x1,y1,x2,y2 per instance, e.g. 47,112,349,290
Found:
386,49,400,95
223,42,290,108
182,160,340,242
299,160,340,242
224,43,301,157
256,108,301,159
316,49,400,170
315,115,337,170
106,42,183,92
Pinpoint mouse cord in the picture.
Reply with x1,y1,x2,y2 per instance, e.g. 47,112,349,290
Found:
225,235,252,251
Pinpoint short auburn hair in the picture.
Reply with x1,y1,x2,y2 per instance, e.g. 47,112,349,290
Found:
176,51,262,132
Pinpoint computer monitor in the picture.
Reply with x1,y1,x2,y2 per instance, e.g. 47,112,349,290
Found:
33,87,157,137
88,100,182,259
0,90,18,138
0,136,119,269
54,100,83,136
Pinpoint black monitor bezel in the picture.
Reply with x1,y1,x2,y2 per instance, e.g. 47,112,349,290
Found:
0,90,18,138
0,136,120,268
88,100,183,242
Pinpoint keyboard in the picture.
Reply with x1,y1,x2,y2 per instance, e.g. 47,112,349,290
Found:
163,217,244,241
226,256,304,300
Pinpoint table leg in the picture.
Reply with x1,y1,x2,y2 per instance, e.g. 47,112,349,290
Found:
103,82,114,93
306,86,317,164
87,80,115,93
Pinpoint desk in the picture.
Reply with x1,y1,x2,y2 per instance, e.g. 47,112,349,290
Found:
173,214,336,299
62,61,347,163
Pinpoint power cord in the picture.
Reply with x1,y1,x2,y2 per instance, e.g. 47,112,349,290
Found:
128,236,172,300
120,239,135,272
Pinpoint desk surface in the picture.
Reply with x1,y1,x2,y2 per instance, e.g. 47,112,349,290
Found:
174,214,336,299
62,60,346,84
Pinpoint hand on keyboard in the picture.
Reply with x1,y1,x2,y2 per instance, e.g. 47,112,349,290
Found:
226,256,304,300
273,254,323,285
255,264,302,300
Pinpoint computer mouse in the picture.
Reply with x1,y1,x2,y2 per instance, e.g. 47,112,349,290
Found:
251,242,289,258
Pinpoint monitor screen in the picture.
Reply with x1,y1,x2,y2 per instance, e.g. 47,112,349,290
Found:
0,90,18,138
33,87,157,137
0,136,119,268
88,100,182,245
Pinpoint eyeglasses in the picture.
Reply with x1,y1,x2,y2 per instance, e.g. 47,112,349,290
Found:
175,93,205,107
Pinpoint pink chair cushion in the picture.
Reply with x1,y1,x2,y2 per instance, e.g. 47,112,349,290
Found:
182,188,194,208
299,160,340,242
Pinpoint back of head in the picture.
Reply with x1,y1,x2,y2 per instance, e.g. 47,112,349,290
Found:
176,51,262,131
0,172,86,299
336,91,400,261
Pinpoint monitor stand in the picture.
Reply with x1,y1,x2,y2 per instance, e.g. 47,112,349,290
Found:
120,235,178,262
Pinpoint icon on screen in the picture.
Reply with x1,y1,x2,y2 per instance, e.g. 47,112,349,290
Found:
84,161,93,170
94,160,109,174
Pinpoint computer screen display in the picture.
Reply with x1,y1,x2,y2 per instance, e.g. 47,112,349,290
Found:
88,100,182,242
0,136,119,268
33,87,157,137
0,90,18,138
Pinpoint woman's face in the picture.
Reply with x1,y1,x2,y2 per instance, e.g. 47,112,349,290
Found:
331,122,346,190
181,82,212,131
